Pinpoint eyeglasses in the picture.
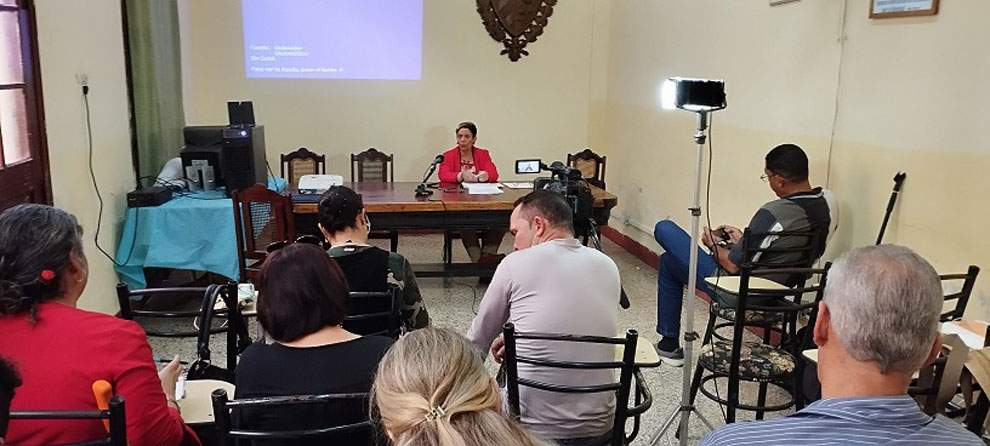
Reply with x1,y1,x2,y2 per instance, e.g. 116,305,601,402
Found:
760,172,778,183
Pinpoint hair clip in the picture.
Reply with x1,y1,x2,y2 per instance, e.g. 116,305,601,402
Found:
424,405,446,421
39,269,56,284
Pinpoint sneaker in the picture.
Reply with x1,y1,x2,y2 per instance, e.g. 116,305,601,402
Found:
656,343,685,367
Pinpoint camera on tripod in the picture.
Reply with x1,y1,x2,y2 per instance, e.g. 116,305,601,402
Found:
515,159,594,238
516,158,630,309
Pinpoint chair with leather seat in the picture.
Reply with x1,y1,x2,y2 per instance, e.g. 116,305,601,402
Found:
9,395,127,446
502,323,653,446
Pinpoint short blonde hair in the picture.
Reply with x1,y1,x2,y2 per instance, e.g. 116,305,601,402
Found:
372,328,550,446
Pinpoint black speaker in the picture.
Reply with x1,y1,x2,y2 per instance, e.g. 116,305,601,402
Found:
221,126,266,196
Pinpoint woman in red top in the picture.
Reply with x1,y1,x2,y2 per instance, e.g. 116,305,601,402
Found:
438,122,506,263
0,204,200,446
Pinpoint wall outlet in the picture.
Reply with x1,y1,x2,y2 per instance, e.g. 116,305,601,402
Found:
75,73,89,86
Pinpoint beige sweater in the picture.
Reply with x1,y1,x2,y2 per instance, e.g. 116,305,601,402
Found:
467,238,621,440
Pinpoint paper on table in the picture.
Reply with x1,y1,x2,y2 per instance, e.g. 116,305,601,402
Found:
500,182,534,189
463,183,503,195
941,320,988,350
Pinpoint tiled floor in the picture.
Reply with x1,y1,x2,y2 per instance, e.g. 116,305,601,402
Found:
146,233,794,445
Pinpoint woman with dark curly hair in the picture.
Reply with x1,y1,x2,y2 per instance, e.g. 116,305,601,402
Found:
0,204,199,445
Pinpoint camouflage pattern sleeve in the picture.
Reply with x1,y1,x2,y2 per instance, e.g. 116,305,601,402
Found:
387,253,430,330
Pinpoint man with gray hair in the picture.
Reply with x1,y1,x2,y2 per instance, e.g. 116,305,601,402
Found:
701,244,982,445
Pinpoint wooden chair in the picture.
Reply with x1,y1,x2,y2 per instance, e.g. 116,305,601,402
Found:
9,395,127,446
567,148,607,189
232,184,296,283
502,323,653,446
211,389,373,446
350,148,393,183
280,147,325,185
941,265,981,322
351,148,398,251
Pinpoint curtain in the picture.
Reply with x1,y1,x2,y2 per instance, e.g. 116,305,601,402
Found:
124,0,185,184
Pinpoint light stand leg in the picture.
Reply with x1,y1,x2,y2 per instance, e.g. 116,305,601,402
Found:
650,111,716,445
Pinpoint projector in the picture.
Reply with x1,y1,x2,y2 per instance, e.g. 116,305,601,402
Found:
298,174,344,194
127,187,173,208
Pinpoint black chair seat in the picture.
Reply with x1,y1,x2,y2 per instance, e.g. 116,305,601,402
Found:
700,341,796,382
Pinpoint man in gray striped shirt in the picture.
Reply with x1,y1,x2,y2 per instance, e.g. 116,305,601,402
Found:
701,245,982,445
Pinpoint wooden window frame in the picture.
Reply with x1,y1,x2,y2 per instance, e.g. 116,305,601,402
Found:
0,0,52,211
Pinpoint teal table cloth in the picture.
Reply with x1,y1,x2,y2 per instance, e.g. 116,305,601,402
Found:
114,178,287,289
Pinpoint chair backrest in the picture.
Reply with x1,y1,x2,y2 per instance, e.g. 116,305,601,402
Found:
232,184,296,281
116,282,247,373
502,323,649,446
9,395,127,446
940,265,980,322
280,147,326,185
343,286,401,339
740,227,825,288
350,148,394,183
567,148,606,188
211,389,372,446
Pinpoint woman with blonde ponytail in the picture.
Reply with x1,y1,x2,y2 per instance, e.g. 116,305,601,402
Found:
372,327,551,446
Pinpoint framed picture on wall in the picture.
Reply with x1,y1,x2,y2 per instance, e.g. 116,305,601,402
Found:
870,0,939,19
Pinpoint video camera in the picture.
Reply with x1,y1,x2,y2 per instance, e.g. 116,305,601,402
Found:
515,159,594,237
515,158,630,309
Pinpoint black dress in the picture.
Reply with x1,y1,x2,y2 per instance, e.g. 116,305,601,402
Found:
234,336,394,446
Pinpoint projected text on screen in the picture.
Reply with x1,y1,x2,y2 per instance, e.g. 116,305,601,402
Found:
242,0,423,80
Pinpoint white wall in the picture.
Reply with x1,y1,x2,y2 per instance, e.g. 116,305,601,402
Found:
595,0,990,318
35,0,135,314
179,0,607,181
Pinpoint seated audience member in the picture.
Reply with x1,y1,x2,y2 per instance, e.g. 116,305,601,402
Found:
1,357,21,445
235,243,394,446
466,190,621,446
0,204,199,445
372,327,550,446
318,185,429,331
438,121,506,264
701,245,983,446
654,143,831,366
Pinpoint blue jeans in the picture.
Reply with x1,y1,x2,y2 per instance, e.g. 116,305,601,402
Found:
654,220,717,339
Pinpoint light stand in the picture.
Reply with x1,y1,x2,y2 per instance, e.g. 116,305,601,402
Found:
650,78,725,445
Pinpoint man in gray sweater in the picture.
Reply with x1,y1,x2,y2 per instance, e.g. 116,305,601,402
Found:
467,190,621,446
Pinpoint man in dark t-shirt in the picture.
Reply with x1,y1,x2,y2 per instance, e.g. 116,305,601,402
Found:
653,144,831,366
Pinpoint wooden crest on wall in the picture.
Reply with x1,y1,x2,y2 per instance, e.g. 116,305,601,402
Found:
477,0,556,61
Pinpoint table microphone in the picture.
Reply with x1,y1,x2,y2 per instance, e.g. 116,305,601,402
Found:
416,154,444,197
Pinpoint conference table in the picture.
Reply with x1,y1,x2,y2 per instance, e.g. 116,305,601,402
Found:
291,181,619,277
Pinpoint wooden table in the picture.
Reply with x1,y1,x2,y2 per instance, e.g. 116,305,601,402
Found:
179,379,235,425
292,181,617,228
615,336,662,368
291,182,618,278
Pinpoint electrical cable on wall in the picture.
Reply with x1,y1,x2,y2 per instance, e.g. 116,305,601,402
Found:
84,84,138,267
824,0,849,188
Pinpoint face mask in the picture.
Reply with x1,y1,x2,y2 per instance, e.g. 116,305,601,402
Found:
365,215,372,235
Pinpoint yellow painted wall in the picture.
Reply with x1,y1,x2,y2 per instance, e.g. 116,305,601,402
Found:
34,0,136,314
596,1,990,318
178,0,610,181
